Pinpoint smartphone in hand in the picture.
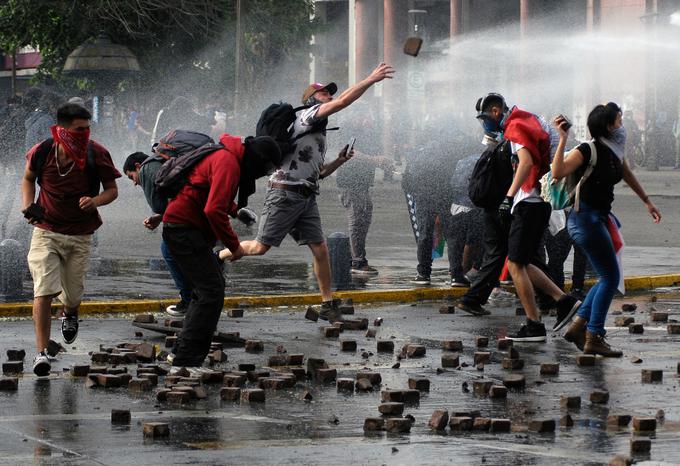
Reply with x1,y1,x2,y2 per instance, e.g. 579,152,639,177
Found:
557,114,572,131
348,137,356,153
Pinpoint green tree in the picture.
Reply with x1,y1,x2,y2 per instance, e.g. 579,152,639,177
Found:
0,0,317,111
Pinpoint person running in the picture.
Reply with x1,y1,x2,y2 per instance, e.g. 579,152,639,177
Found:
553,103,661,356
22,103,120,376
458,93,580,343
223,63,394,323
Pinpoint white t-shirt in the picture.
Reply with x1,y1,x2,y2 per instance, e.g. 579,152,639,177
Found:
270,104,327,190
510,141,542,213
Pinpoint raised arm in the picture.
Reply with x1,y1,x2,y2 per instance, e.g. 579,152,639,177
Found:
315,63,394,120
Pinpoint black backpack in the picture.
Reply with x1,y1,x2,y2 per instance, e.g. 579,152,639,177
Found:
32,138,100,197
154,142,224,199
468,140,514,209
255,102,330,156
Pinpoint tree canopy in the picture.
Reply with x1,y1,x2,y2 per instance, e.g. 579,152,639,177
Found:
0,0,317,112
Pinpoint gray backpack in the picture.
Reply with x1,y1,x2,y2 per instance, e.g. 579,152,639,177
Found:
154,141,223,198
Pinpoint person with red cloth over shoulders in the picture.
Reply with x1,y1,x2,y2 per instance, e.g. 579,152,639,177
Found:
21,103,121,376
475,93,581,342
162,135,281,371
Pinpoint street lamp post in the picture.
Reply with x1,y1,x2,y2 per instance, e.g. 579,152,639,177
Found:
234,0,242,116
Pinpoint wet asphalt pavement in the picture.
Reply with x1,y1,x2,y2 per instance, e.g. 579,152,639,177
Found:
0,291,679,465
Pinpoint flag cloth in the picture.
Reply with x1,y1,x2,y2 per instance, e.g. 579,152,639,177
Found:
606,212,625,294
502,107,551,192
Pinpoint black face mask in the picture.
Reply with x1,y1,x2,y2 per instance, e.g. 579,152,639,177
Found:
238,136,282,208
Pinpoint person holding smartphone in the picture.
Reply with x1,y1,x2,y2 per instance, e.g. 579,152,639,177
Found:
223,63,395,323
553,102,661,356
335,101,395,277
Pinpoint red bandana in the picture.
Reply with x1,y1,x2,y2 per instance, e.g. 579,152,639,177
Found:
51,125,90,171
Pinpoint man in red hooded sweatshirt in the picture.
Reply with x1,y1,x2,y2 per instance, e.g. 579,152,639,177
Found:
474,94,580,342
22,103,121,376
162,134,280,370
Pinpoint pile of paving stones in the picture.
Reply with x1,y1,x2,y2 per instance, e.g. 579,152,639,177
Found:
1,297,677,464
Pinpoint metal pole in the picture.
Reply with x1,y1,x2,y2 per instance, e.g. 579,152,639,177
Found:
348,0,356,86
10,50,16,97
234,0,242,116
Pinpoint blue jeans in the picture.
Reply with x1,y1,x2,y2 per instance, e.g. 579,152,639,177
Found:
567,203,620,335
160,239,192,303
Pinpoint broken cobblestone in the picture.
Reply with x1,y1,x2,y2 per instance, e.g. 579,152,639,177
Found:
408,378,430,391
240,388,265,403
442,340,463,351
428,409,449,430
441,354,460,368
641,369,662,383
220,387,241,401
540,363,559,375
378,402,404,416
590,390,609,404
502,358,524,370
449,416,473,432
503,375,526,389
336,378,355,392
628,323,644,334
143,422,169,438
338,340,357,352
363,417,384,432
608,414,632,428
560,395,581,410
528,419,556,433
377,340,394,352
632,417,656,432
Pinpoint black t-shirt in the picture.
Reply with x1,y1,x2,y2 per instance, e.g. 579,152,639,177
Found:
576,140,623,211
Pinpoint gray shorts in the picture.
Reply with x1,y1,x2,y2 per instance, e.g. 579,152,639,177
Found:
256,188,325,247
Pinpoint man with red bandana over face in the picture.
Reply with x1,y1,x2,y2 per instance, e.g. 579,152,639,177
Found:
21,103,120,376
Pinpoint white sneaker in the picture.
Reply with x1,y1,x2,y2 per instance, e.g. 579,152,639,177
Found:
488,288,517,307
33,352,51,377
166,300,189,317
168,366,209,377
187,367,212,377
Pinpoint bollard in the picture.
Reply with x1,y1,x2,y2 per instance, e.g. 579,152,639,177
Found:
326,232,352,290
0,239,24,296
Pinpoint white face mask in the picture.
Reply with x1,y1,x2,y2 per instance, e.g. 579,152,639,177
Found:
600,125,626,160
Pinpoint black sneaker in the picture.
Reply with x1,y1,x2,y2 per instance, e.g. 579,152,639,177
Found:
450,276,470,287
61,313,79,344
538,296,557,312
318,299,343,323
411,274,431,285
570,288,586,301
508,320,547,342
553,295,581,331
32,351,51,377
455,301,491,316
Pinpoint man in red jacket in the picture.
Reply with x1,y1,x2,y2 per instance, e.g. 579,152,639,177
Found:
162,134,280,368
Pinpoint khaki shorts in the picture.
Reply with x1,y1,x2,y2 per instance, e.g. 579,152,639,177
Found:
27,228,93,308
